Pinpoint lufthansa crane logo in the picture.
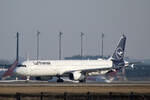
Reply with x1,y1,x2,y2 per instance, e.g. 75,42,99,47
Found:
115,47,124,60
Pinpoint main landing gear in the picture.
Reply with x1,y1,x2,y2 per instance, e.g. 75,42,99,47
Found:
79,79,86,83
57,76,64,82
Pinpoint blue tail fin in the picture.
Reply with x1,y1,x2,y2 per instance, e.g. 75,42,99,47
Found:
111,34,126,62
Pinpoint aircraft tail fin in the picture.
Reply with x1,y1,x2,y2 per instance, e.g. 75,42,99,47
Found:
2,32,19,79
111,34,126,64
2,60,18,79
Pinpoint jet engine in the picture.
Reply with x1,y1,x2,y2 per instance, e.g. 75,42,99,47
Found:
69,71,85,81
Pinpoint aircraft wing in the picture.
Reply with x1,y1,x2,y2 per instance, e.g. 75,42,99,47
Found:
63,67,112,76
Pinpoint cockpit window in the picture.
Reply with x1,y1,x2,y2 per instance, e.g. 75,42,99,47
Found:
17,65,26,67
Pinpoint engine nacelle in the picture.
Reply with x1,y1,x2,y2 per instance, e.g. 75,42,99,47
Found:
69,71,85,81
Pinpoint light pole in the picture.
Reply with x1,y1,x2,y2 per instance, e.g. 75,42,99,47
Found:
16,32,19,61
59,32,63,60
37,30,40,64
101,32,104,58
81,32,84,60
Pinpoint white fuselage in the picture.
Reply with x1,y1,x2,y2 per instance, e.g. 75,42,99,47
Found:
14,59,113,77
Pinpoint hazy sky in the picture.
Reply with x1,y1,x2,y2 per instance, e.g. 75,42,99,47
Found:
0,0,150,60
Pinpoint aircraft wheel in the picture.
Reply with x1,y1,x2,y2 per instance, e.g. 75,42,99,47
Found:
57,78,64,82
79,79,86,83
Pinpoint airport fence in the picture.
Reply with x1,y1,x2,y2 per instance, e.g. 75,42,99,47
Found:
0,92,150,100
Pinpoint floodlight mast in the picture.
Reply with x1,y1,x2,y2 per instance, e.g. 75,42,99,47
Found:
81,32,84,60
16,32,19,61
37,30,40,64
101,32,104,58
59,32,63,60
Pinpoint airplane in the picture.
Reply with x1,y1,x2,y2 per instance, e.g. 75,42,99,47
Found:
2,33,130,83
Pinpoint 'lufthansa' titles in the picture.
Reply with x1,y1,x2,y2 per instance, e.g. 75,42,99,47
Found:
33,61,51,65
